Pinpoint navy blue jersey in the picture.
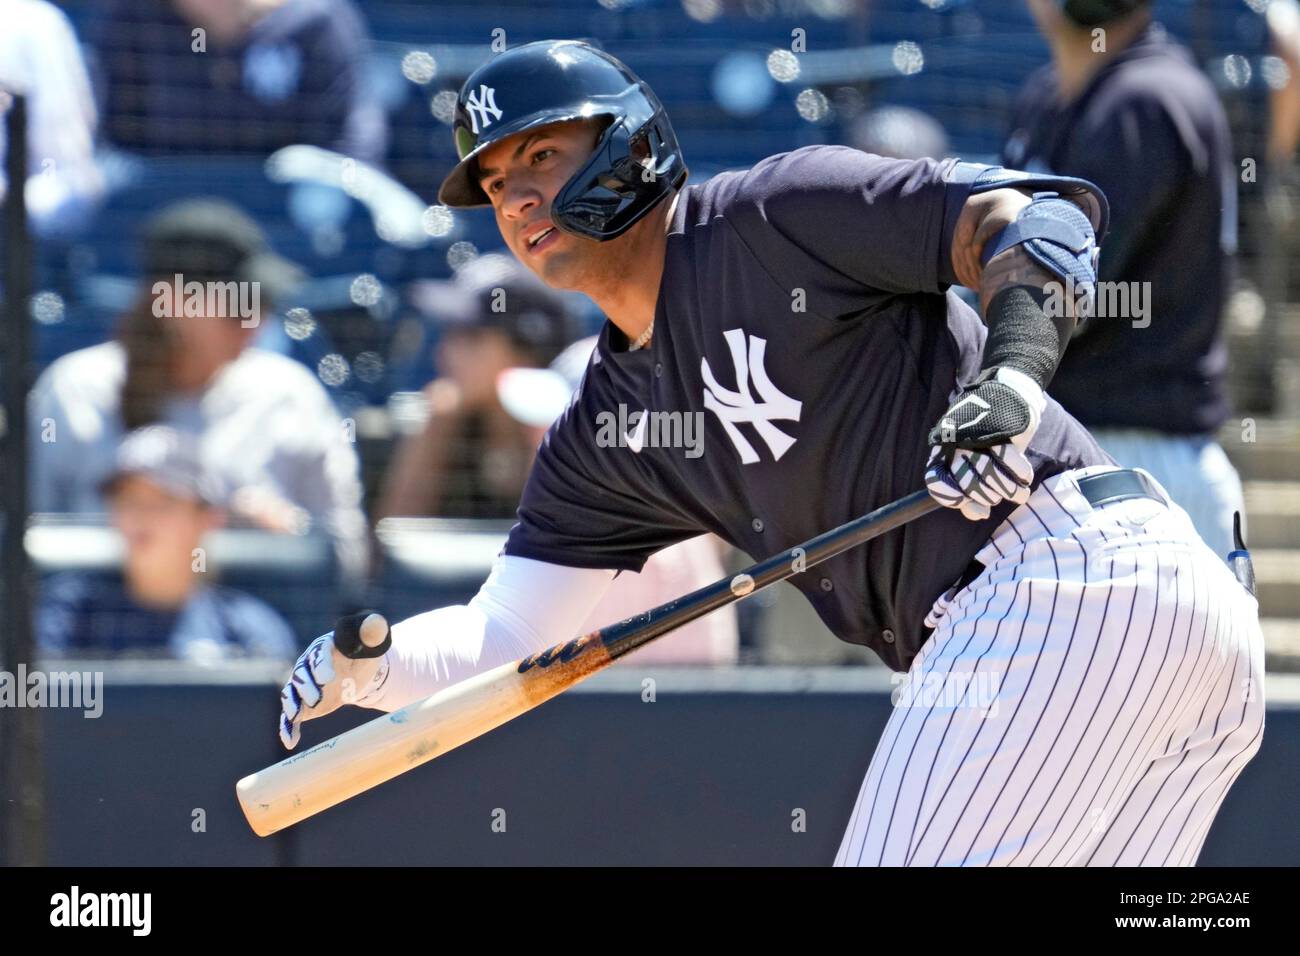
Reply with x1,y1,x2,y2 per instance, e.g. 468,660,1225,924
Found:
1002,22,1235,435
96,0,385,164
506,145,1111,670
36,574,297,660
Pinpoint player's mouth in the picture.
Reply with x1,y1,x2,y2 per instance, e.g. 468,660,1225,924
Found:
522,222,560,255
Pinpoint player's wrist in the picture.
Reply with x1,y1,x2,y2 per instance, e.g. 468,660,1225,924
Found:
973,366,1044,448
980,283,1069,390
348,654,392,708
331,611,394,707
987,366,1044,413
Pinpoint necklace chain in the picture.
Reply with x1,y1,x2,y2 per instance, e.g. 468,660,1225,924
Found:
630,320,654,351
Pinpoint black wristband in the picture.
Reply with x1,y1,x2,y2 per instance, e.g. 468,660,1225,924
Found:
982,285,1073,389
332,610,392,659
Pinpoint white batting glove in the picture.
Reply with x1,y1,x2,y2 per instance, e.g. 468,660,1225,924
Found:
924,367,1046,521
279,611,391,750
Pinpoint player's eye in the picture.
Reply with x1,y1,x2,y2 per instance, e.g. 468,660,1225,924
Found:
531,148,555,165
486,177,504,195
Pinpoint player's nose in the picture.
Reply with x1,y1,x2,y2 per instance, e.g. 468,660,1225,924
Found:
499,179,543,223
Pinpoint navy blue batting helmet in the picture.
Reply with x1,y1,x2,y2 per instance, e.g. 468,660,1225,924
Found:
437,40,688,242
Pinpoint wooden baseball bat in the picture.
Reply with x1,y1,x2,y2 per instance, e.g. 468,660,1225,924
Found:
236,490,939,836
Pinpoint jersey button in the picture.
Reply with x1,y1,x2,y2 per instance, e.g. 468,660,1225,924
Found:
819,577,833,592
882,629,896,644
751,518,764,532
654,362,663,377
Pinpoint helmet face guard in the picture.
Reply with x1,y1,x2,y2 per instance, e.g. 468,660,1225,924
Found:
551,97,688,241
438,40,688,242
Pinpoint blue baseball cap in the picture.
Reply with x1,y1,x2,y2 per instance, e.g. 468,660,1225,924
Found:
101,426,226,507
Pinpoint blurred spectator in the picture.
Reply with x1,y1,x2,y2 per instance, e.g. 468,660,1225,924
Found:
849,105,950,161
1267,0,1300,166
0,0,105,236
93,0,386,164
37,425,297,662
496,337,739,665
1261,0,1300,318
1004,0,1245,558
28,197,369,579
378,254,577,521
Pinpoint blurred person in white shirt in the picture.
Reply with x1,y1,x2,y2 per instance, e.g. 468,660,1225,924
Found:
0,0,105,236
28,198,368,581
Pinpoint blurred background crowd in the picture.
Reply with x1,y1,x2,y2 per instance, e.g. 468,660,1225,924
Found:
3,0,1298,668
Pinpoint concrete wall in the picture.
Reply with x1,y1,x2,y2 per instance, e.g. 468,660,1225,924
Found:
37,664,1300,866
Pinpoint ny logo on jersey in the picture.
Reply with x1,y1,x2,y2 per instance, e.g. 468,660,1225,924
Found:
701,329,802,464
464,85,503,134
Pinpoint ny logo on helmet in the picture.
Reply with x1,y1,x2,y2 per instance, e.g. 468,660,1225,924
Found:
464,85,503,134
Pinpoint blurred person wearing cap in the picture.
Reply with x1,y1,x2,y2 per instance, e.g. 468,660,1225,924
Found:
497,337,738,665
36,425,297,662
28,197,369,581
377,254,576,521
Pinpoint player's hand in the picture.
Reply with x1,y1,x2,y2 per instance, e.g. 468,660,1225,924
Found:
279,611,392,750
229,485,311,535
924,367,1045,521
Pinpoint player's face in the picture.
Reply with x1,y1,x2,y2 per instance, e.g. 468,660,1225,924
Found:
477,119,607,290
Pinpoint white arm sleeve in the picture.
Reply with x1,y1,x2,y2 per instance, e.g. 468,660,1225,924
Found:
356,554,617,713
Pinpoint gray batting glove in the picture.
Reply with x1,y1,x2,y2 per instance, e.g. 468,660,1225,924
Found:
279,611,391,750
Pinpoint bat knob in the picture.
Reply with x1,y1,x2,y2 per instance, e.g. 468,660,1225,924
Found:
360,613,389,647
334,610,392,659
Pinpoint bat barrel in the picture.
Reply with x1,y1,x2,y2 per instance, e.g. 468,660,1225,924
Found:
237,635,612,835
236,489,938,835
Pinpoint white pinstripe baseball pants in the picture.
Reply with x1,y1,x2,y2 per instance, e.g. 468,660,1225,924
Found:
835,466,1266,867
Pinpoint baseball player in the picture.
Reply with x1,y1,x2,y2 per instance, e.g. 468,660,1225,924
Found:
1005,0,1246,558
278,40,1265,865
